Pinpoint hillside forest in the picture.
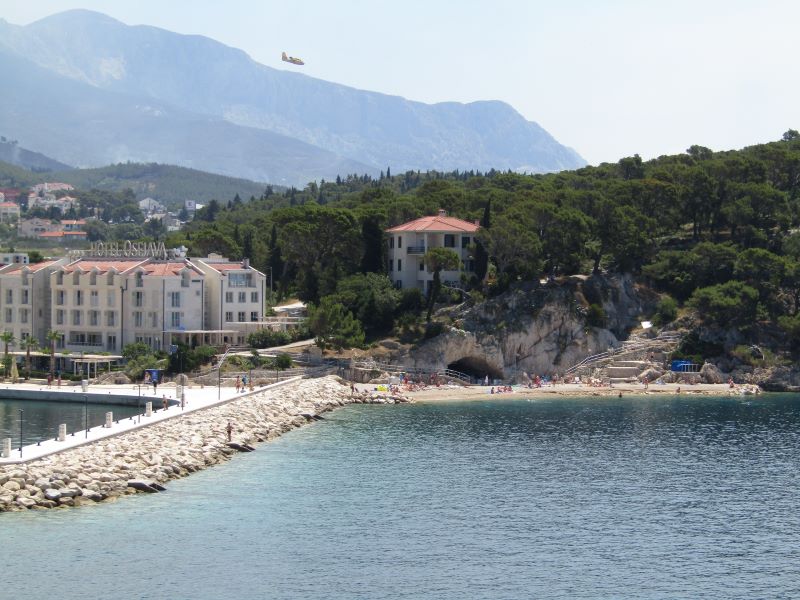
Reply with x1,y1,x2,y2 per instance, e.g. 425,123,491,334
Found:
165,131,800,354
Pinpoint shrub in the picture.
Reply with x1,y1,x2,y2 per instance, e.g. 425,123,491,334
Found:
586,303,606,327
653,295,678,325
688,281,759,325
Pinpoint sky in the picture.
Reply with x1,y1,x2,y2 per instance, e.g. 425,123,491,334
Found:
2,0,799,165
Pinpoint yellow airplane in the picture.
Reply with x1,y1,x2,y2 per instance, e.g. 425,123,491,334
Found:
281,52,304,66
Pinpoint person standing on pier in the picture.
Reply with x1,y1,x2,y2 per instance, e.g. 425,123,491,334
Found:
226,421,233,442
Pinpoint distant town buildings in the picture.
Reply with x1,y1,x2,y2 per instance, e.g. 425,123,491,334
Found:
0,201,20,223
386,209,479,291
18,218,87,239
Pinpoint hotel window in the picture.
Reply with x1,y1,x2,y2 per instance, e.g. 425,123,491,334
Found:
461,236,471,249
5,308,12,323
56,310,64,325
419,262,424,271
21,289,28,304
225,311,233,322
21,272,29,286
107,272,114,286
56,271,64,285
90,290,99,307
225,292,233,303
72,271,80,285
106,311,115,327
90,272,97,285
389,237,394,249
181,272,191,288
134,311,143,328
19,308,28,324
135,272,144,288
107,335,117,351
170,312,182,328
237,311,246,322
5,289,12,304
169,291,181,308
397,259,402,271
397,236,402,249
150,312,158,328
444,234,456,248
107,290,115,307
75,290,83,306
238,292,246,303
133,291,144,307
72,310,81,326
56,290,65,306
388,260,393,272
251,291,258,303
89,310,99,326
250,311,259,322
228,273,252,287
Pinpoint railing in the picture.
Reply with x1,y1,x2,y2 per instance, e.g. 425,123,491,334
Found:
406,246,426,254
563,331,684,375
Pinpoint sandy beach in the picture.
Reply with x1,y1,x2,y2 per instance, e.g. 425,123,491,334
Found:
358,381,756,402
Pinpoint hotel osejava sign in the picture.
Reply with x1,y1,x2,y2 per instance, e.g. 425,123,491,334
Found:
69,241,170,260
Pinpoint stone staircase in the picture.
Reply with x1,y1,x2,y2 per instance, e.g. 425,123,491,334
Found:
565,332,682,383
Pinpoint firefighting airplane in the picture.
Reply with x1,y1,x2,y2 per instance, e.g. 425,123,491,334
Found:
281,52,304,66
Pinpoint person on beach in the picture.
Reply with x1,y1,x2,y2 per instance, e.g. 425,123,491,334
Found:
235,376,241,393
484,375,489,386
728,377,735,389
162,395,168,411
350,382,355,396
47,373,52,387
226,421,233,442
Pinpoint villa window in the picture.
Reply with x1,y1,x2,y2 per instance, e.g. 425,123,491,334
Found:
444,234,456,248
238,292,246,303
89,310,99,326
56,290,65,306
75,290,84,306
170,312,182,328
397,259,402,271
251,291,258,303
461,236,471,249
251,311,258,322
56,272,64,285
225,311,233,322
72,310,81,326
4,289,11,304
225,292,233,303
21,289,28,304
19,308,28,324
389,237,394,249
134,311,143,328
90,290,99,307
56,310,64,325
106,311,116,327
419,262,424,271
397,236,402,249
107,335,117,351
228,273,253,287
169,291,181,308
135,272,143,288
133,292,144,307
237,311,246,322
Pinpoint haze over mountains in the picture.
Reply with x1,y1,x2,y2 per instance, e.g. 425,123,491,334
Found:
0,9,585,186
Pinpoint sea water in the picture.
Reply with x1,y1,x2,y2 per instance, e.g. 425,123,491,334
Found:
0,398,141,446
3,394,800,599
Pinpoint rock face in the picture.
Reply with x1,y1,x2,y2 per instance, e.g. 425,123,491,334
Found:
403,274,656,380
0,377,408,512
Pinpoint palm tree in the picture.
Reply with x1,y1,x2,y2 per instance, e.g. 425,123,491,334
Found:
22,336,38,380
0,331,15,382
46,330,61,381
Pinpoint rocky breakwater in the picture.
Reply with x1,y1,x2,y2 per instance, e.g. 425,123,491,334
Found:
0,377,409,512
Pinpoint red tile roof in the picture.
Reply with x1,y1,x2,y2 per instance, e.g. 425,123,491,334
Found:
142,262,202,277
62,259,148,274
386,214,480,233
203,262,248,274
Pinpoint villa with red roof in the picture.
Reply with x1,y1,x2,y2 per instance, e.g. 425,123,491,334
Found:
386,209,480,291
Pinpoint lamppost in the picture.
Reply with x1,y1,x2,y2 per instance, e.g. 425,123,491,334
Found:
84,394,88,438
18,409,23,457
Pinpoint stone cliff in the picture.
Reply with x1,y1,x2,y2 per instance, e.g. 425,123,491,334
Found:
400,274,658,381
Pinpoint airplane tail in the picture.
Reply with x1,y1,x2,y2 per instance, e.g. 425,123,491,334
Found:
282,52,288,60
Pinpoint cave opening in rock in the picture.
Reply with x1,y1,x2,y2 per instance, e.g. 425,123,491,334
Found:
447,357,504,382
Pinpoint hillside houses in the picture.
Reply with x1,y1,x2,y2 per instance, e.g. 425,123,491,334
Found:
18,217,87,240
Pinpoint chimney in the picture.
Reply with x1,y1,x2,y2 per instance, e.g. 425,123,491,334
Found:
438,209,447,217
242,258,250,268
474,219,480,226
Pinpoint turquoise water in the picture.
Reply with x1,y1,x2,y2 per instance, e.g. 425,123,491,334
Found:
3,394,800,598
0,399,141,446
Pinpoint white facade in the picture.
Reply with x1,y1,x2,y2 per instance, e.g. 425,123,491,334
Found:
0,252,266,353
386,210,480,292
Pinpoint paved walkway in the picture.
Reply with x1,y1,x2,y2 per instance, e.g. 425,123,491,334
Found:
0,377,301,465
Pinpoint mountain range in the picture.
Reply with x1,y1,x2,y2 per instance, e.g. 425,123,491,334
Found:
0,10,585,186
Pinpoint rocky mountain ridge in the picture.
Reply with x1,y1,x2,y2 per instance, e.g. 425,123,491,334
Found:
0,10,585,185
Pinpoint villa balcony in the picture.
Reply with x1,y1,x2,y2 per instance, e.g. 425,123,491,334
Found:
406,245,426,255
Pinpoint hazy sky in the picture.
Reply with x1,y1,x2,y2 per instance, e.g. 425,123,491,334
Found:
3,0,799,165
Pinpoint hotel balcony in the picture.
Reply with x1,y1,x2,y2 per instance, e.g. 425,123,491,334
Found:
406,245,426,255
